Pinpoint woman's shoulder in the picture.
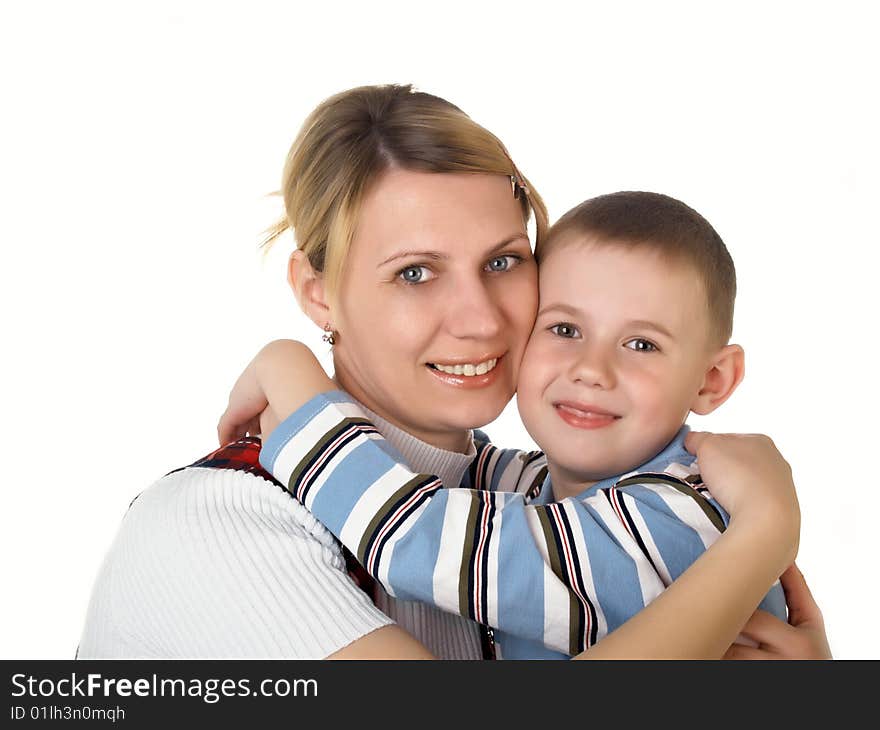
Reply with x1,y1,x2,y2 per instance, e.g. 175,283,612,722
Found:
78,443,391,658
131,442,341,553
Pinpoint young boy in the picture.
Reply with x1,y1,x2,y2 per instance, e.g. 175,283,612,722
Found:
223,191,786,659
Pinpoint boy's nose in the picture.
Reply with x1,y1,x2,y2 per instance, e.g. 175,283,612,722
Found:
567,345,616,390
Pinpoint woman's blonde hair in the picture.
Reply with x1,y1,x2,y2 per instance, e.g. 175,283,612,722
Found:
262,84,548,298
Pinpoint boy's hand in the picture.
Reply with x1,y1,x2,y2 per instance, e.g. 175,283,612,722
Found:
217,356,266,445
217,340,336,445
684,431,800,568
685,431,799,524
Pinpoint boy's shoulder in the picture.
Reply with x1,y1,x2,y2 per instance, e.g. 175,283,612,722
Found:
569,427,704,502
609,428,728,530
618,427,697,482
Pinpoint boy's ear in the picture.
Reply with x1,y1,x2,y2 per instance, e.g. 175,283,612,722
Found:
288,250,332,329
690,344,745,416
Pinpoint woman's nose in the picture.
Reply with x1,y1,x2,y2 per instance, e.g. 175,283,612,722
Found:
444,275,504,340
567,344,616,390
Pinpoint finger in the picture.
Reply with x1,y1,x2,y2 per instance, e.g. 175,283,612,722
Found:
780,563,823,628
218,412,247,446
723,643,777,661
737,609,794,649
683,430,709,455
259,406,280,440
217,414,232,446
244,416,261,438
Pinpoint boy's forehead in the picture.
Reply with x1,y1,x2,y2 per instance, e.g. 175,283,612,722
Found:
537,235,713,334
540,233,685,279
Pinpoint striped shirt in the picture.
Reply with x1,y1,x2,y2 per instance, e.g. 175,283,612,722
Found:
260,391,786,659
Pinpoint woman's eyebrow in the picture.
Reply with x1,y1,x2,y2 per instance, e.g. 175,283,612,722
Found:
487,233,531,253
378,233,530,268
378,250,447,267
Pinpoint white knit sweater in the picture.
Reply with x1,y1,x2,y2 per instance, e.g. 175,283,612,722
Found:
77,413,484,659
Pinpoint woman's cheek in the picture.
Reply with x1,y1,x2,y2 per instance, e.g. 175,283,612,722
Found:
514,271,540,336
498,266,538,338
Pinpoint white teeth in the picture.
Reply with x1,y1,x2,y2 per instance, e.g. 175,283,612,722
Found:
431,358,498,376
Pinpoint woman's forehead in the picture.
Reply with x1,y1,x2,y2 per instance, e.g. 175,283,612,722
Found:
352,169,527,259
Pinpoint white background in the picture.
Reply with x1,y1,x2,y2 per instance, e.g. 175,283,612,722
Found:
2,1,877,659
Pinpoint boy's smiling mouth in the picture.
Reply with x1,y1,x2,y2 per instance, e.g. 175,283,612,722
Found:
553,401,621,430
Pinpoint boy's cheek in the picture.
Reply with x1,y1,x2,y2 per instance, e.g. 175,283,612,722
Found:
515,342,553,396
514,381,548,449
514,351,561,440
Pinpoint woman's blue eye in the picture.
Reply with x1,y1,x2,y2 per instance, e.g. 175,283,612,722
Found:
398,265,434,284
624,338,658,353
550,323,580,338
485,255,520,273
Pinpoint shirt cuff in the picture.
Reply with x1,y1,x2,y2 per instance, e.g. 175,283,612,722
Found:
259,390,359,474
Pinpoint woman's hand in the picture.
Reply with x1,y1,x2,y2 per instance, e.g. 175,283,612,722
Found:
724,564,832,660
684,431,800,571
217,340,335,445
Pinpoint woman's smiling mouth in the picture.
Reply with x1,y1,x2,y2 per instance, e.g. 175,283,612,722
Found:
428,357,499,376
426,355,505,388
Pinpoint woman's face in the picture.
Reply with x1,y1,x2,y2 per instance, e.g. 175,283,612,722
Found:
331,168,538,452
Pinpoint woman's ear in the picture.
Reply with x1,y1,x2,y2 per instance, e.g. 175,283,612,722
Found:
690,344,746,415
288,250,331,329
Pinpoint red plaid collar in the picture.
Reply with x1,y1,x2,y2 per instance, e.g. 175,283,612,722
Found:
170,436,277,482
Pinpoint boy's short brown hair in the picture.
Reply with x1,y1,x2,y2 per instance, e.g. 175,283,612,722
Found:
541,191,736,346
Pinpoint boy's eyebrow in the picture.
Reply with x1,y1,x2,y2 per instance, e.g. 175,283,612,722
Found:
537,302,582,318
378,233,530,268
537,306,677,341
625,319,676,340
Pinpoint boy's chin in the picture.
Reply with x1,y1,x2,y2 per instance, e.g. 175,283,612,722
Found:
551,456,620,485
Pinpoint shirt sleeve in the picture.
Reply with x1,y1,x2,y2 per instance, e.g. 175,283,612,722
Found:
261,392,786,656
76,464,393,659
462,429,548,498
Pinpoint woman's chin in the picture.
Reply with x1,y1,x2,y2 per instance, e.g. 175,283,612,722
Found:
434,396,511,433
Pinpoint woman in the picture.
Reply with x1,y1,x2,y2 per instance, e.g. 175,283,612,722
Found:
78,84,829,659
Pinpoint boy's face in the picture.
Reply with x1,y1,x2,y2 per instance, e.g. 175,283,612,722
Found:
517,235,720,486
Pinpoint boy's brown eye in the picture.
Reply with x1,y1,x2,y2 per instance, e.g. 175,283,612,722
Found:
550,323,579,338
624,338,658,352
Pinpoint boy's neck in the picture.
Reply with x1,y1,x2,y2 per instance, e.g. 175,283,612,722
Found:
547,462,598,501
545,427,692,502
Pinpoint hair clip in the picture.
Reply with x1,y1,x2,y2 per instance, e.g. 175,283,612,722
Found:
510,173,530,200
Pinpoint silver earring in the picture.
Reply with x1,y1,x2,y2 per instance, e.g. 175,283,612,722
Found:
322,322,336,346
